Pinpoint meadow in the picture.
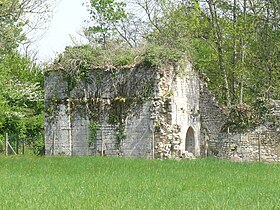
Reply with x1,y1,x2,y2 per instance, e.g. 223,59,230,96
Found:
0,156,280,209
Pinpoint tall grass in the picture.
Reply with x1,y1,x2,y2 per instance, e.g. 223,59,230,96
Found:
0,156,280,209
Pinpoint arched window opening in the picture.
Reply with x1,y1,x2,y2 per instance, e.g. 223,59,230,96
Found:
185,127,195,154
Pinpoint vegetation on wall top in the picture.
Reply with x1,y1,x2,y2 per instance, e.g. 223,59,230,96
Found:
48,43,186,76
48,0,279,133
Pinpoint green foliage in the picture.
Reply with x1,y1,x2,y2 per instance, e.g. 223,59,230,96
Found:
143,0,280,107
141,81,155,100
193,0,280,105
115,126,125,149
86,0,127,47
1,157,280,209
0,52,44,155
0,135,5,153
0,0,50,155
147,2,197,53
89,0,127,22
0,0,50,56
223,104,259,132
111,48,135,66
29,133,45,156
126,0,279,129
89,121,100,147
51,44,138,75
143,45,184,67
222,98,270,132
51,43,188,76
0,0,25,55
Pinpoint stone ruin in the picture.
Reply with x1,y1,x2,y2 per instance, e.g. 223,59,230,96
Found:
208,101,280,162
44,61,280,162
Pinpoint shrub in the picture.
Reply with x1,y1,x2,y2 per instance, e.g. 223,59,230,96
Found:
143,45,184,67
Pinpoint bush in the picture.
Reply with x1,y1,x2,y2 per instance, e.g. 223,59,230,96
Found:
30,134,45,156
111,47,136,66
52,44,139,75
143,45,184,67
222,98,270,132
51,43,186,74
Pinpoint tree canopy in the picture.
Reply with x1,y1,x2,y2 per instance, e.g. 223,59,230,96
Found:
76,0,279,130
0,0,51,154
81,0,280,106
1,0,279,153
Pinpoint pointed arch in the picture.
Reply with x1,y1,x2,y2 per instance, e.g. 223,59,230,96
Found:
185,127,195,154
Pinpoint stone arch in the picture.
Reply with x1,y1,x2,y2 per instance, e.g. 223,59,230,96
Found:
185,127,195,154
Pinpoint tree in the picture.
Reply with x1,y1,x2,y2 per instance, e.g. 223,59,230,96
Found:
0,52,44,154
0,0,24,55
85,0,128,48
134,0,279,106
52,0,279,129
0,0,51,154
0,0,56,58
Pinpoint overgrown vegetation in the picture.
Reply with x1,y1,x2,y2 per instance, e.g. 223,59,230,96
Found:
0,0,52,155
89,121,100,147
222,97,271,132
49,0,279,132
1,0,279,154
1,156,280,209
50,43,185,75
0,52,44,155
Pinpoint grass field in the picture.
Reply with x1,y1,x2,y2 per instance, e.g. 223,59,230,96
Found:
0,156,280,209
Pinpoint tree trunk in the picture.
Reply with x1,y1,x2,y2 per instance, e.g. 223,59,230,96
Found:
207,0,231,106
232,0,238,104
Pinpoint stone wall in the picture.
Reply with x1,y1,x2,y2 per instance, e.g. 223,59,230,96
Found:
45,71,73,155
199,79,227,156
211,131,280,162
45,63,280,161
45,63,202,158
262,100,280,131
45,66,156,156
150,63,201,159
207,99,280,162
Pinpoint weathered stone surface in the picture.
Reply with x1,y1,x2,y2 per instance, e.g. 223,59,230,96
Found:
211,131,280,162
45,63,280,162
150,63,201,159
199,78,227,156
45,63,202,158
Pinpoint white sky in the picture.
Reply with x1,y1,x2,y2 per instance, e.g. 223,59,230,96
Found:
35,0,89,62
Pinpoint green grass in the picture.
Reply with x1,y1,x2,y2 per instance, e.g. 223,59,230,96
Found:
0,156,280,209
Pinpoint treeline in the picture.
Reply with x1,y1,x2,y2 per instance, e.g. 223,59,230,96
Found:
0,0,52,154
1,0,279,153
83,0,280,105
78,0,280,130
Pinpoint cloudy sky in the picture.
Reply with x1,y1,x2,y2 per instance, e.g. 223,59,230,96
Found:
35,0,89,61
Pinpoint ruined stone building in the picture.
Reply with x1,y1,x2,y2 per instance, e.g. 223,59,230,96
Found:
45,62,280,162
